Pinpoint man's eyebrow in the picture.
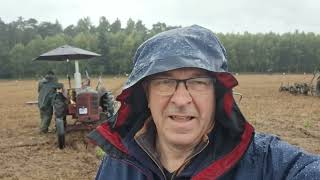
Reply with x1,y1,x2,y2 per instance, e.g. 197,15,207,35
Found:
156,72,170,77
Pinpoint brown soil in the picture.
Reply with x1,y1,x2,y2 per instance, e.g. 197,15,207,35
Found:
0,74,319,179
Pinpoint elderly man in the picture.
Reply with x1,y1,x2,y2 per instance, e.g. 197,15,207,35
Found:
38,71,63,133
88,25,320,179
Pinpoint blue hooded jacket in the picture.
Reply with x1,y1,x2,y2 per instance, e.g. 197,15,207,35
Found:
88,25,320,180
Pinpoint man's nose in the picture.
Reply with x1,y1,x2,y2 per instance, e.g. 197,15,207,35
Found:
170,82,192,106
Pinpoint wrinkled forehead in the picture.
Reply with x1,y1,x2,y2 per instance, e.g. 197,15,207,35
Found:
150,67,211,79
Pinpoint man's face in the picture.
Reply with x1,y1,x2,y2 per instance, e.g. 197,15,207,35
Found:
147,68,215,148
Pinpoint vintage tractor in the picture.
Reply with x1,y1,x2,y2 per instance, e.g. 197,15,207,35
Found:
34,45,115,149
53,77,114,149
279,70,320,96
279,82,310,95
309,70,320,96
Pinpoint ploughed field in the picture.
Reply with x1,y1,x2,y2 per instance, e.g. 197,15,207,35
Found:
0,74,319,179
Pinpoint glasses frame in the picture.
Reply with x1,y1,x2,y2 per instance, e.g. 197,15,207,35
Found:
147,76,216,96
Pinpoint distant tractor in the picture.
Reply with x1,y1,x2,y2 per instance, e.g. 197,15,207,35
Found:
279,82,310,95
34,45,115,149
279,70,320,96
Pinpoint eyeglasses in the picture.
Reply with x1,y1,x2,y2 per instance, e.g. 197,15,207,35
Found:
148,77,215,96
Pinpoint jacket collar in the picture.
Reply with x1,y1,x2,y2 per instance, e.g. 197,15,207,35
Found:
134,116,210,176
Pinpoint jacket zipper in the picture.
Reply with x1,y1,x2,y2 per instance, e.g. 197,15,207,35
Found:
136,140,167,180
170,140,209,180
137,138,209,180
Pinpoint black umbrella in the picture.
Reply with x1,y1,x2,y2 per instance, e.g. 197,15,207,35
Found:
33,45,101,61
34,45,101,89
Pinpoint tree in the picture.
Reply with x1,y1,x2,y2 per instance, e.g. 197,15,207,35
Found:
135,20,147,34
96,17,111,74
150,22,167,34
125,18,135,34
9,43,27,78
97,16,110,32
75,17,93,34
110,18,121,33
64,25,77,37
0,41,11,78
37,20,63,38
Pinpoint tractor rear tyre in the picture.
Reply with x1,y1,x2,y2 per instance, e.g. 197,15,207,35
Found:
56,118,65,149
53,92,67,149
300,86,308,95
316,80,320,96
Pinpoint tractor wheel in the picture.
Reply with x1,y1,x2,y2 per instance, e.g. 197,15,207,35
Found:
310,85,315,96
300,86,307,95
53,92,67,149
316,80,320,96
56,117,65,149
289,87,295,94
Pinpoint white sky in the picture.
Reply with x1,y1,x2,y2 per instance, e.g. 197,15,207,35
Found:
0,0,319,33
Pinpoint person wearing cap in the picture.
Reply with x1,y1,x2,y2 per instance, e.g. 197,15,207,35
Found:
88,25,320,179
38,71,63,133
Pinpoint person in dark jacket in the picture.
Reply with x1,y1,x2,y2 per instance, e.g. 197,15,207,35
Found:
38,71,63,133
88,25,320,180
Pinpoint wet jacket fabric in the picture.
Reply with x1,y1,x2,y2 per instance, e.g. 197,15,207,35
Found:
88,25,320,180
38,74,63,109
92,132,320,180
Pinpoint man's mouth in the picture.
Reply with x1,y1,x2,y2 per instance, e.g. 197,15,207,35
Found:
169,115,195,121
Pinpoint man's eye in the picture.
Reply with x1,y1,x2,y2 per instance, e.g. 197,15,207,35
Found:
160,79,173,84
189,80,209,85
152,79,173,86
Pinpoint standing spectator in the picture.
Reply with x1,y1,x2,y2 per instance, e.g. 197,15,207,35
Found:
38,71,63,134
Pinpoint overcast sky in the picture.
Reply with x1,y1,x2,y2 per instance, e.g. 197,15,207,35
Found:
1,0,319,34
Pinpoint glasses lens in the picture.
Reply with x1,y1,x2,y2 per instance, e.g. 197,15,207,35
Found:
150,78,176,95
187,77,214,93
149,77,214,96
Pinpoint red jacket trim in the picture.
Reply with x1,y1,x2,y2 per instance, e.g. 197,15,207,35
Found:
223,92,234,118
215,72,238,89
114,88,133,128
192,122,254,180
97,123,129,154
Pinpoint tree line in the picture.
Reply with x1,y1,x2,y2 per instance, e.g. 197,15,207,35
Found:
0,17,320,79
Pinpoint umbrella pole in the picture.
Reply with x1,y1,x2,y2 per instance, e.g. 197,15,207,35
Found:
74,60,82,89
67,59,71,89
68,75,71,88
